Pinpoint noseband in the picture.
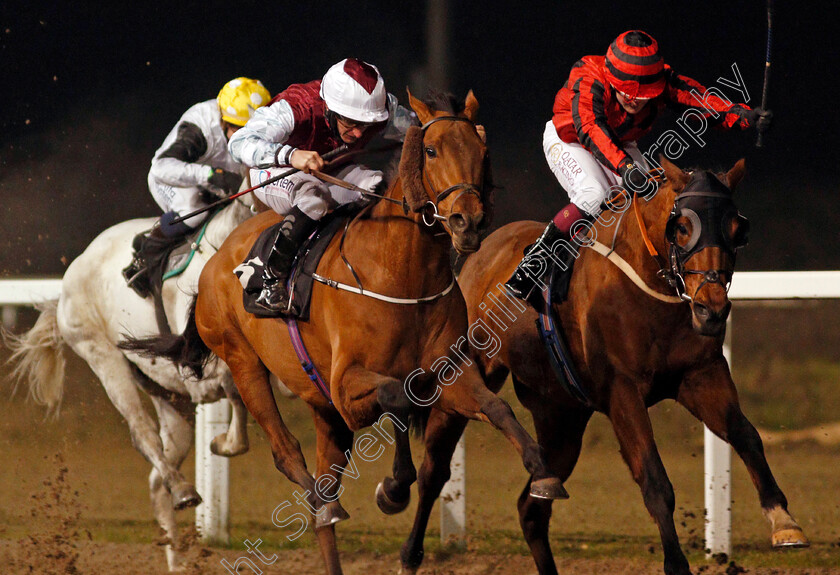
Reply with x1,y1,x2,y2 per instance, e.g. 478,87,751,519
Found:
415,115,485,227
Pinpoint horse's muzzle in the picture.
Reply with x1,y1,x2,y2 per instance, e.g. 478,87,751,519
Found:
691,300,731,336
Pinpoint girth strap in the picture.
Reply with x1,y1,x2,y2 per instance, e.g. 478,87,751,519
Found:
286,318,332,403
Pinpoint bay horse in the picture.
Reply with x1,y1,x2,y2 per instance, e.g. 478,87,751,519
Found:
3,193,257,571
129,91,566,575
395,157,809,575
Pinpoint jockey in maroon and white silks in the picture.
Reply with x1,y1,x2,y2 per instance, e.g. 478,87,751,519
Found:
506,30,772,301
228,58,416,314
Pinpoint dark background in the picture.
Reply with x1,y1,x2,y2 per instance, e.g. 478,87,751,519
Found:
1,0,838,276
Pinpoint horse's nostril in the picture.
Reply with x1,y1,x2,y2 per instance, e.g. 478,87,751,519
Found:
449,213,467,232
693,303,710,320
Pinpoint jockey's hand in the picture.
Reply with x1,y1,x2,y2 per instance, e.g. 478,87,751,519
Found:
619,161,650,194
208,167,243,196
476,124,487,143
747,107,773,133
289,149,325,174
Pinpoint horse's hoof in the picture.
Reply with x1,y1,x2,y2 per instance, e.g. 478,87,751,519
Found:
210,433,248,457
171,483,202,510
315,501,350,530
398,568,418,575
376,479,411,515
529,476,569,500
772,527,810,548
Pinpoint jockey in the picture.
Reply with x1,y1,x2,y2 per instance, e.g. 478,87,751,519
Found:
505,30,772,300
228,57,416,314
123,77,271,295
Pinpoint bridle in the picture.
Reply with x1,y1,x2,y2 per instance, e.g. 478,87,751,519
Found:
630,170,749,303
414,115,485,228
663,173,750,302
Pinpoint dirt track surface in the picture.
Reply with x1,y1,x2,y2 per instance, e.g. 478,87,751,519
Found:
2,539,839,575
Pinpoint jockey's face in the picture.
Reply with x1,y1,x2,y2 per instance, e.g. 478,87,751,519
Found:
223,122,242,141
335,114,373,144
615,90,652,115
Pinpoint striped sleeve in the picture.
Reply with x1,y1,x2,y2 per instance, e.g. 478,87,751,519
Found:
571,76,633,174
664,69,750,129
227,99,297,169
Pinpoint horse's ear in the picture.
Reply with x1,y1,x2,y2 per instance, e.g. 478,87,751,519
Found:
659,155,689,192
463,89,479,121
726,158,746,191
407,88,433,125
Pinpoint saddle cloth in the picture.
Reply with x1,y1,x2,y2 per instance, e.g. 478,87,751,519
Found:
234,209,351,320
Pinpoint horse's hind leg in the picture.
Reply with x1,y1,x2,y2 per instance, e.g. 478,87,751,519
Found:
678,360,809,548
74,339,200,509
608,378,691,575
399,409,468,574
149,395,194,572
514,377,592,575
210,380,249,457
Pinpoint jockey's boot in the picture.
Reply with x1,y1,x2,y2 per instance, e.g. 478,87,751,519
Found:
123,213,192,298
122,227,167,298
504,221,566,301
255,207,317,314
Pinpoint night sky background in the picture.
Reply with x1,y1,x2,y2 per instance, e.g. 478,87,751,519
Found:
1,0,838,276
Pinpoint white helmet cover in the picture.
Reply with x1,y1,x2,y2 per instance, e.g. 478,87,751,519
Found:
320,58,389,123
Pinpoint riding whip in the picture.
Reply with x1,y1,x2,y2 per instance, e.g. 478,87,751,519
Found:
756,0,774,148
169,142,401,225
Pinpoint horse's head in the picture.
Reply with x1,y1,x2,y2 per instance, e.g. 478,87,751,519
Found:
660,158,750,336
399,89,490,254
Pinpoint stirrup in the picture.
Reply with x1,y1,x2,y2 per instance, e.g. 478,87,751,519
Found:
254,280,293,315
122,257,151,298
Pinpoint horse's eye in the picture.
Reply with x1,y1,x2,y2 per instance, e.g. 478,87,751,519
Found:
676,224,689,236
425,147,437,158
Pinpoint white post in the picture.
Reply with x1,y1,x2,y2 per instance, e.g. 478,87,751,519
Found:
440,435,466,545
2,305,18,329
705,317,732,556
195,399,231,544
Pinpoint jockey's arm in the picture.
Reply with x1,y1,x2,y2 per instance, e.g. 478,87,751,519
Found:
663,67,754,130
569,77,633,175
380,93,419,141
150,122,218,188
228,99,297,169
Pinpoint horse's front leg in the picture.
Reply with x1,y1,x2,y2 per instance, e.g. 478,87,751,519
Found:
334,364,419,515
434,366,568,500
513,376,592,575
308,406,355,575
399,409,468,574
609,378,690,575
677,358,809,548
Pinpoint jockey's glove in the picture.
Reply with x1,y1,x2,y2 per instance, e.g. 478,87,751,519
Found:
618,160,650,194
208,167,243,197
737,107,773,132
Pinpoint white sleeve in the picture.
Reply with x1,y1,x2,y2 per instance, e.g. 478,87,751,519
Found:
381,93,419,141
228,99,298,169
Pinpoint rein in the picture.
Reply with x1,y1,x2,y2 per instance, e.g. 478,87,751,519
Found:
302,115,483,305
592,171,742,305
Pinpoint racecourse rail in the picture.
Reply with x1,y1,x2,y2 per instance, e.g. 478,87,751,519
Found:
2,271,840,555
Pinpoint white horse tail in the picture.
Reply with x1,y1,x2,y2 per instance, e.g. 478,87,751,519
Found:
3,300,67,417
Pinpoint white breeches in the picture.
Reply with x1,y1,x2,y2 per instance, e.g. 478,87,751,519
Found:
542,121,648,215
251,164,383,220
148,174,210,229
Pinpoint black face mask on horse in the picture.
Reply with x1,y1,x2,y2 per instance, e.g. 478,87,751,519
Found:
664,170,750,301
